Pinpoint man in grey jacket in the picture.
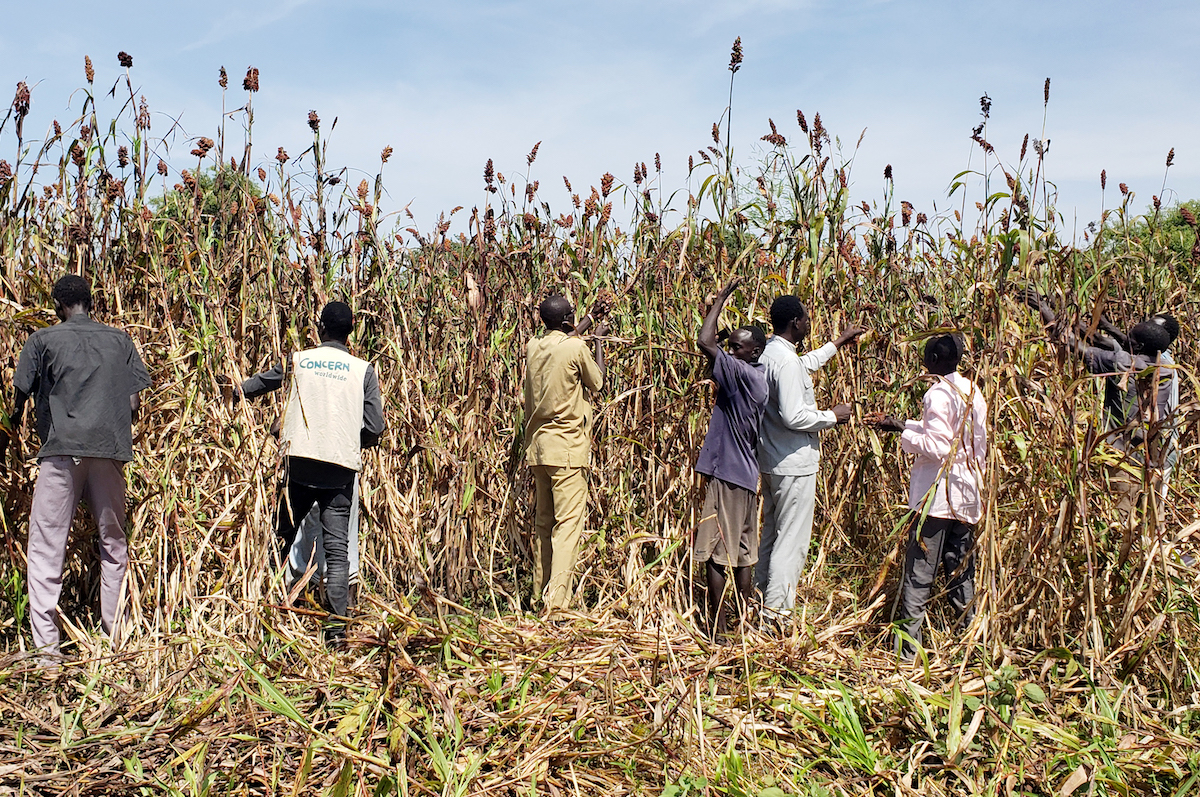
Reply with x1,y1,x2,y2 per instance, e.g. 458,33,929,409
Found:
757,296,862,616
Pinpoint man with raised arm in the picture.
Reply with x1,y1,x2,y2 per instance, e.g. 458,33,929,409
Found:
1024,291,1174,554
3,275,151,665
756,295,862,618
692,278,769,636
866,333,987,660
238,301,384,648
524,295,608,614
1096,311,1181,496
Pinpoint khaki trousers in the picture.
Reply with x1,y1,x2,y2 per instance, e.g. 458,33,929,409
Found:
531,465,588,611
27,456,129,657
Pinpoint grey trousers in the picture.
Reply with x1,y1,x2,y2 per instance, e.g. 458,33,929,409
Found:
894,514,976,658
756,472,817,613
289,474,360,588
27,456,129,657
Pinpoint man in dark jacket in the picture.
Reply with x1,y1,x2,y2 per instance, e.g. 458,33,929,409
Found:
4,275,151,664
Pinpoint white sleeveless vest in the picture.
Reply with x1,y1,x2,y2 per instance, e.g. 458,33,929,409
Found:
280,345,369,471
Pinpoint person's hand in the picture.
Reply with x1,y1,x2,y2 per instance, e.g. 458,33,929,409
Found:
831,403,853,424
589,288,617,320
834,326,865,349
718,277,743,299
217,374,242,404
593,322,610,337
863,411,904,432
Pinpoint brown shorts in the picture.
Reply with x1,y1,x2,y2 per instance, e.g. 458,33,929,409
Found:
694,477,759,567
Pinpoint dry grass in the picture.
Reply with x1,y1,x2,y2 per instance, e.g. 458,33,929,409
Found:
0,52,1197,795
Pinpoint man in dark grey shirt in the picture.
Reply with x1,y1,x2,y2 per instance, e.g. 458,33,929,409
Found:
1025,290,1174,560
4,275,151,663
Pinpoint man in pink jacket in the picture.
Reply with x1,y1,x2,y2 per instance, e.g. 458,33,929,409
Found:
867,333,987,660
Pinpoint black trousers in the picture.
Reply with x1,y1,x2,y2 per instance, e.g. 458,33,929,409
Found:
894,515,976,658
277,479,354,627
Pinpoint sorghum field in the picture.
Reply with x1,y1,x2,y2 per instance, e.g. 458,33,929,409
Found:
0,49,1197,796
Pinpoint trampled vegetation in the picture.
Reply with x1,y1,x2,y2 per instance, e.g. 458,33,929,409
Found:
0,50,1198,796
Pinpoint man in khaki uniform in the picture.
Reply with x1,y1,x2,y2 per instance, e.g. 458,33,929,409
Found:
524,295,607,612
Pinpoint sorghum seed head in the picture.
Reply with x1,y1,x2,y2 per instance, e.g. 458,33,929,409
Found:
712,122,720,144
276,147,289,164
84,56,94,83
117,146,129,167
796,109,808,133
884,164,893,181
381,145,393,163
601,172,614,197
257,167,266,181
137,95,150,130
728,37,743,73
13,82,30,118
1166,148,1175,168
219,66,228,88
244,67,260,92
307,110,319,132
1100,169,1107,190
1119,183,1128,195
118,51,133,68
157,159,168,176
527,141,541,165
1043,77,1050,105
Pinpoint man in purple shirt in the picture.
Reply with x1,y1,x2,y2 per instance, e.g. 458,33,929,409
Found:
693,278,769,636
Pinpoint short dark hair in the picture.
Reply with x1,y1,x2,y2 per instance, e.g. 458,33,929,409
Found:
320,301,354,339
769,295,807,334
924,333,963,370
539,295,573,329
1153,313,1179,345
51,274,92,311
1130,321,1171,357
740,325,767,352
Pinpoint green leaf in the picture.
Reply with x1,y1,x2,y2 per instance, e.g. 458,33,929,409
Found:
1023,683,1048,703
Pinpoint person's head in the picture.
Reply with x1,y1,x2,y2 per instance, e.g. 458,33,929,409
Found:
539,294,574,333
1129,320,1171,358
51,274,92,320
1152,313,1179,347
728,325,767,363
922,333,963,376
770,295,810,342
318,301,354,342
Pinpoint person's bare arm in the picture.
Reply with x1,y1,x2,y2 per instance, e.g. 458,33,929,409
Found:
699,279,740,361
592,322,608,382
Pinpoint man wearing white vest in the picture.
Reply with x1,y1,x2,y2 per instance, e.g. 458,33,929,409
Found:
239,302,384,646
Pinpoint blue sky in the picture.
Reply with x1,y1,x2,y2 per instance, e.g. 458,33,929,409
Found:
2,0,1197,236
